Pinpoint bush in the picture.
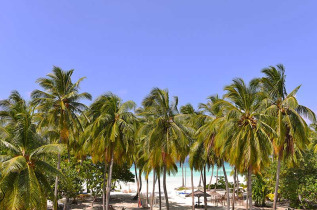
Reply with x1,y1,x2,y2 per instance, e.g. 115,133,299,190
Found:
206,176,233,190
252,175,269,207
280,150,317,209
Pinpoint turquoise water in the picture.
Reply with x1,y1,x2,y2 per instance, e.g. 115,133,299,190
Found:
130,161,234,181
127,161,244,194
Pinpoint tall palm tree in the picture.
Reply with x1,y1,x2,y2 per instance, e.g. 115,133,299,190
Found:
139,88,190,210
194,96,230,208
31,67,91,209
85,93,136,210
257,65,316,210
0,91,64,209
179,104,206,210
213,79,274,210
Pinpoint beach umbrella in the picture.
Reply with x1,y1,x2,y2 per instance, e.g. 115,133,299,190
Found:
208,191,222,205
186,190,211,205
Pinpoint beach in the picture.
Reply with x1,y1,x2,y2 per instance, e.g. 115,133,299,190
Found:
124,163,244,196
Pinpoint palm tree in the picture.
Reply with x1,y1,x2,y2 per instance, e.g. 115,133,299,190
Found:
179,104,207,210
213,79,274,210
85,93,136,210
0,91,64,209
257,65,316,210
139,88,190,210
194,96,230,208
31,67,91,209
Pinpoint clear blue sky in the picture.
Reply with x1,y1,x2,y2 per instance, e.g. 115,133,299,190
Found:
1,1,317,112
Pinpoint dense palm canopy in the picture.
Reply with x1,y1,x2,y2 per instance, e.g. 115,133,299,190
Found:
139,88,190,174
31,67,92,150
30,67,91,209
86,93,136,164
257,65,316,209
0,91,64,209
138,88,191,210
214,79,273,173
85,93,136,210
0,65,316,210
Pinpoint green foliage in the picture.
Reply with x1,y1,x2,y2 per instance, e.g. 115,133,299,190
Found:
112,163,135,184
78,159,104,198
0,92,64,209
1,65,317,210
57,158,135,201
280,150,317,209
252,175,269,207
206,176,233,189
59,159,84,202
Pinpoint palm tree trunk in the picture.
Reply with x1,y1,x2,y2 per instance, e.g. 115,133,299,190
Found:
208,166,214,190
182,163,185,187
146,176,149,207
158,172,162,210
198,172,202,187
103,161,108,210
273,154,281,210
236,173,239,191
139,169,143,193
247,166,252,210
64,149,71,210
246,173,249,210
203,165,207,210
232,168,236,210
163,165,169,210
106,153,114,210
223,164,230,210
53,152,61,210
214,167,218,192
185,164,187,187
191,168,195,210
134,164,141,207
151,171,156,210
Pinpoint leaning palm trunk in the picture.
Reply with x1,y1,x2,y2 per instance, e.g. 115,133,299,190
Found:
53,152,61,210
139,169,143,192
191,168,195,210
236,173,239,191
158,172,162,210
203,166,207,210
182,163,185,187
106,153,114,210
223,164,230,210
232,168,236,210
134,164,141,207
273,154,282,210
163,165,169,210
151,171,156,210
185,165,187,187
214,167,218,191
208,166,214,190
198,172,202,187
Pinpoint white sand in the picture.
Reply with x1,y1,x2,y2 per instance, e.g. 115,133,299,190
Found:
115,170,245,209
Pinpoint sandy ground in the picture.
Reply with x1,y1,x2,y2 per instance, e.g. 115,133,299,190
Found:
66,191,290,210
56,174,290,210
69,192,240,210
